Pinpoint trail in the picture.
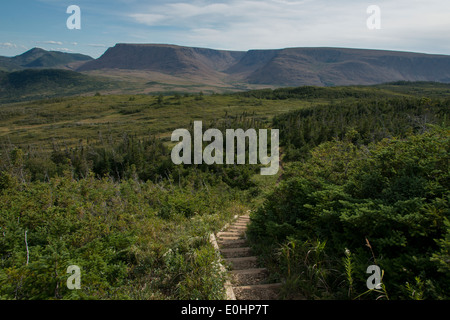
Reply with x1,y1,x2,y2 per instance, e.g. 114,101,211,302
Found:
215,214,282,300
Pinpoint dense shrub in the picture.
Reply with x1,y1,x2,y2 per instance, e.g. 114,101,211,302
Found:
248,127,449,299
273,97,449,161
0,172,242,299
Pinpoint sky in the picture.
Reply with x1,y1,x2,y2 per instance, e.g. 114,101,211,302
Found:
1,0,450,59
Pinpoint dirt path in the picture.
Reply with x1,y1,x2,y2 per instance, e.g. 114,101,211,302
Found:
215,214,282,300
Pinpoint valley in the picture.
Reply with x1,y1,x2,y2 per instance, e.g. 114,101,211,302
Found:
0,44,449,302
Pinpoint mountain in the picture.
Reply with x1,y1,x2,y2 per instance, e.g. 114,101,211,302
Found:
0,48,93,71
77,43,246,82
2,45,450,98
244,47,450,86
76,44,450,87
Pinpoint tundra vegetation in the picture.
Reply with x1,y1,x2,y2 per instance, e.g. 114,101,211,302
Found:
0,82,448,299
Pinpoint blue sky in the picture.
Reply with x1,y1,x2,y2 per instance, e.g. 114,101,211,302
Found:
1,0,450,58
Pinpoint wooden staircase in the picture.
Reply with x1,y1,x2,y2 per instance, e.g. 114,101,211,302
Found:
215,215,282,300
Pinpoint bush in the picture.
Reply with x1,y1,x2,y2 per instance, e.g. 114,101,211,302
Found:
0,171,241,299
248,127,450,299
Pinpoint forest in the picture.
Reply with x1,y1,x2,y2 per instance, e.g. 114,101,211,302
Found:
0,82,448,300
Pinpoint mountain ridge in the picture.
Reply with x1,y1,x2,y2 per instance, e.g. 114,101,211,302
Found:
2,44,450,92
75,44,450,87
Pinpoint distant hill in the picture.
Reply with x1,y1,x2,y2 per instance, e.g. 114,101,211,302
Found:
0,48,93,72
77,44,450,87
0,69,116,103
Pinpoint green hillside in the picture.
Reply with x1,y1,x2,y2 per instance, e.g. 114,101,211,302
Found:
0,82,448,300
0,69,119,103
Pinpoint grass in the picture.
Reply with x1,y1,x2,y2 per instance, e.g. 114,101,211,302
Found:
2,81,444,154
0,93,314,150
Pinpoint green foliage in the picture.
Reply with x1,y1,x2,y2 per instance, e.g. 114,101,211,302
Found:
1,83,449,301
0,69,117,103
431,218,450,274
235,85,391,100
162,245,226,299
343,248,354,298
273,97,448,161
277,238,335,299
248,127,449,299
0,170,244,300
236,82,450,100
405,277,425,300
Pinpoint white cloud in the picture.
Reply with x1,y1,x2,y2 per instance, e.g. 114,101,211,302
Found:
54,48,74,52
0,42,17,49
125,0,450,54
38,40,63,45
128,13,166,26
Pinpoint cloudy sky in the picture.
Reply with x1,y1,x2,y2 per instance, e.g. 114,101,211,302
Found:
1,0,450,58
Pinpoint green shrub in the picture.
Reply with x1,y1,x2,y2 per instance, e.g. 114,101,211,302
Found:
248,127,449,299
0,171,241,299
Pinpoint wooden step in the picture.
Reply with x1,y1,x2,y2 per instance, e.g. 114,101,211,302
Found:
233,283,282,300
217,239,247,248
227,225,247,230
231,268,269,285
226,256,258,270
217,231,243,237
217,235,243,241
214,214,280,301
220,247,252,258
231,225,248,230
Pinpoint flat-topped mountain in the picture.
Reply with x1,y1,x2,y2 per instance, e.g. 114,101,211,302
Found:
245,47,450,86
77,44,246,78
76,44,450,86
